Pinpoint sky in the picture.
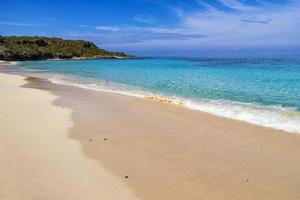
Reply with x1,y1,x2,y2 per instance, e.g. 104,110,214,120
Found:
1,0,300,56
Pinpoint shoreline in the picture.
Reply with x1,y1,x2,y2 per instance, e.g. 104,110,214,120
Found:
21,73,300,199
2,61,299,134
32,73,300,134
49,75,300,134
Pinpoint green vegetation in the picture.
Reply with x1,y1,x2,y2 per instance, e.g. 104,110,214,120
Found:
0,36,132,61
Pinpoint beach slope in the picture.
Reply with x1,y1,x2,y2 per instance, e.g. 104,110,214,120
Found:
26,77,300,200
0,73,136,200
1,72,300,200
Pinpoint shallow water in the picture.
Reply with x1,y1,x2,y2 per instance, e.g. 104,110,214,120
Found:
17,57,300,133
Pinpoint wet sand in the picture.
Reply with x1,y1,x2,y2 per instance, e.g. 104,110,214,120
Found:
24,76,300,200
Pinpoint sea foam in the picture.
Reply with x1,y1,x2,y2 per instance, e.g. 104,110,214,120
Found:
49,76,300,134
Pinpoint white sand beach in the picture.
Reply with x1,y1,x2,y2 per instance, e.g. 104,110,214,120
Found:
0,73,137,200
1,72,300,200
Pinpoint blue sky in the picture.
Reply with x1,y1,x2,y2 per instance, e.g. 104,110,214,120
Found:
1,0,299,56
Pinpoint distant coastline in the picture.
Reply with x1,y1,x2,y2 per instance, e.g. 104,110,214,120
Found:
0,36,135,61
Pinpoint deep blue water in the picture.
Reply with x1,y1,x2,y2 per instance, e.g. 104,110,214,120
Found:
19,57,300,133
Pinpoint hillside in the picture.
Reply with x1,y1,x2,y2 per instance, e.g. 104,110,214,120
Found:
0,36,132,61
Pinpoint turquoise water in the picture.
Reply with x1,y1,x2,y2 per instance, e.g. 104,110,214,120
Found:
19,57,300,133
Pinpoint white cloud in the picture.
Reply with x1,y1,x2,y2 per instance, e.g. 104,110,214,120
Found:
217,0,256,10
76,1,300,49
175,0,300,47
94,24,201,36
95,26,120,32
79,24,90,28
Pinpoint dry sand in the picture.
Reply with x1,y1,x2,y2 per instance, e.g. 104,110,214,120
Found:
25,76,300,200
0,73,137,200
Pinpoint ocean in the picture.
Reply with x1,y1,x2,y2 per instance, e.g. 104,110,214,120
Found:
15,56,300,133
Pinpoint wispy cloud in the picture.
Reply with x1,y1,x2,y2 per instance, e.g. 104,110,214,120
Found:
92,1,298,48
79,24,90,28
95,26,120,32
93,24,208,43
217,0,256,10
64,25,208,47
173,0,300,47
66,0,300,50
94,24,208,35
134,15,155,24
241,18,272,24
0,21,40,27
